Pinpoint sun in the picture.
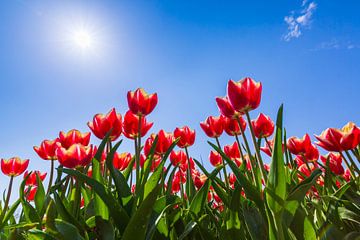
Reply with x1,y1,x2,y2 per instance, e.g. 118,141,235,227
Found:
73,29,93,50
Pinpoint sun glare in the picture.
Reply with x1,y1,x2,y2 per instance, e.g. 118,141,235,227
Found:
73,29,93,49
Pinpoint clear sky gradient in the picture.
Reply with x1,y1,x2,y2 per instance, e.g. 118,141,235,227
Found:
1,1,359,193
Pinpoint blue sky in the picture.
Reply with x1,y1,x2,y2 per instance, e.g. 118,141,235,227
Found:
1,1,359,194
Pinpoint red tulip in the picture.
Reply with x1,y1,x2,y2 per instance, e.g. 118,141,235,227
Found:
170,150,187,167
251,113,274,138
24,186,37,201
24,171,47,186
223,116,246,136
127,88,158,116
200,115,225,138
59,129,91,149
90,146,107,163
287,134,312,155
304,143,319,162
320,153,344,175
175,170,187,184
229,173,236,188
343,169,351,182
298,163,318,181
113,152,132,171
171,174,181,194
260,139,274,157
1,157,29,177
146,130,174,155
261,138,285,157
88,108,122,141
224,142,242,167
227,77,262,113
194,174,207,189
140,154,162,172
157,130,174,155
33,138,60,160
173,126,195,148
209,151,222,167
216,96,239,119
56,144,93,169
179,157,195,172
123,110,153,139
315,122,360,152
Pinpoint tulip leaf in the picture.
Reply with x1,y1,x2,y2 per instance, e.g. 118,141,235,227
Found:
243,200,268,240
122,184,162,240
34,173,46,214
0,199,20,230
105,140,132,205
60,168,129,232
208,141,266,218
266,104,286,214
19,175,40,224
53,192,86,235
95,216,115,240
189,179,211,216
92,157,109,220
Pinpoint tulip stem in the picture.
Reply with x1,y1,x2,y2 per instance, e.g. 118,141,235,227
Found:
264,137,273,153
184,147,195,201
245,111,267,182
344,150,360,174
215,137,230,190
0,176,14,224
339,152,356,180
134,115,142,198
237,116,258,187
72,177,82,219
234,134,245,160
47,160,54,195
351,149,360,164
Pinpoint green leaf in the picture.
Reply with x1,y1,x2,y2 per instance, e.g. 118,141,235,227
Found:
207,141,265,218
54,219,85,240
61,168,129,232
289,207,316,240
92,157,109,220
0,199,20,230
266,104,286,214
189,179,211,216
19,175,40,224
105,140,132,205
95,216,115,240
34,173,46,213
284,168,322,227
122,184,162,240
178,221,197,240
338,207,360,225
243,200,267,240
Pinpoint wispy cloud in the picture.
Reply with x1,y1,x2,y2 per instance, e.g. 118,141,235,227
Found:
311,39,360,51
283,1,317,41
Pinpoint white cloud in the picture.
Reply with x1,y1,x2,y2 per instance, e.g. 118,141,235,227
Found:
311,39,360,51
283,1,317,41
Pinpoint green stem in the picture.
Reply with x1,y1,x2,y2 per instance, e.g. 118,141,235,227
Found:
135,115,142,196
73,176,82,219
245,111,267,182
234,134,245,160
264,136,273,153
215,137,229,189
345,150,360,174
339,151,356,180
237,116,258,187
47,160,55,195
0,176,14,224
184,147,195,201
351,149,360,164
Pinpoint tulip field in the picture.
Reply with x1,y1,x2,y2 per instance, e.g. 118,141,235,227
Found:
1,77,360,240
